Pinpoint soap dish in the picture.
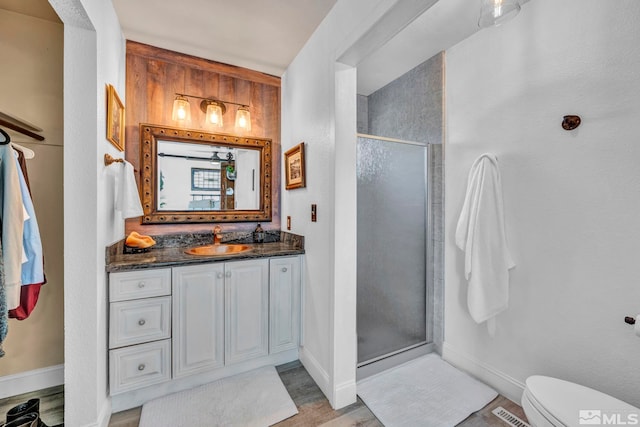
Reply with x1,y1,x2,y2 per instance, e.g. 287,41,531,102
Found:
123,245,152,255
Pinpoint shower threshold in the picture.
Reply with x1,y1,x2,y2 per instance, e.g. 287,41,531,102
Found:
356,341,435,381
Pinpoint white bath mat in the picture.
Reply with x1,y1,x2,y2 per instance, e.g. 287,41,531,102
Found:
357,353,497,427
139,365,298,427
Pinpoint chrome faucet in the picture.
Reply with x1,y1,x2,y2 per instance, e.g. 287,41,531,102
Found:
213,225,223,245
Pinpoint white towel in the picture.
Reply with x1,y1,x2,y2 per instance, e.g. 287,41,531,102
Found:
455,153,515,324
112,160,143,219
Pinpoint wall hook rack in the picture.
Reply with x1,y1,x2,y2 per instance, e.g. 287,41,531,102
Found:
562,115,581,131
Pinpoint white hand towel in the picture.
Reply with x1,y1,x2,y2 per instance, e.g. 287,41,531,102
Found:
113,160,143,219
455,153,515,324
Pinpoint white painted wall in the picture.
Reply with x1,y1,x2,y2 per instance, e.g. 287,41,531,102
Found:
49,0,125,425
444,0,640,407
282,0,413,408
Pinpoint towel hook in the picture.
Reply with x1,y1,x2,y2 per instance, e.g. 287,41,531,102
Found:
562,115,581,131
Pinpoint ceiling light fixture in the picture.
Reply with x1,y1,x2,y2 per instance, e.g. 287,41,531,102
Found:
478,0,521,28
171,93,251,131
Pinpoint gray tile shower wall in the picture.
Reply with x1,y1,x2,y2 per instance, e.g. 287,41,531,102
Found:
357,94,369,134
366,52,443,144
430,144,444,355
357,52,445,355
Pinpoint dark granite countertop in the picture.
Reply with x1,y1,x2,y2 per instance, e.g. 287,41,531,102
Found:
106,231,304,273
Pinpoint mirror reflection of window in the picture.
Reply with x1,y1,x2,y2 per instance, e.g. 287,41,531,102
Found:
156,140,260,211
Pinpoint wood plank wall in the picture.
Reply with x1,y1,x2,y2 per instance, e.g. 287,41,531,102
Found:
124,41,281,235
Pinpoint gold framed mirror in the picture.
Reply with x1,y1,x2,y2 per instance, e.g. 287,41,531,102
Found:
140,123,272,224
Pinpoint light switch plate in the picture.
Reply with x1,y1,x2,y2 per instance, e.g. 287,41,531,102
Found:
311,204,317,222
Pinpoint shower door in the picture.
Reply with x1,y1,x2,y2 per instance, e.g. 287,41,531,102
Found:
357,136,429,365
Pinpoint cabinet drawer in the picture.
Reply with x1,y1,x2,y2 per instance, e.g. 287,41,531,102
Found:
109,340,171,395
109,297,171,349
110,268,171,302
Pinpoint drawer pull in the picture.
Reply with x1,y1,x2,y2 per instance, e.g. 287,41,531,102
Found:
217,272,223,279
138,364,145,371
138,319,146,326
225,271,232,278
138,281,146,289
281,267,288,272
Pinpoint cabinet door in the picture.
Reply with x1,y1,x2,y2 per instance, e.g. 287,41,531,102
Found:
172,264,224,378
225,259,269,365
269,256,301,353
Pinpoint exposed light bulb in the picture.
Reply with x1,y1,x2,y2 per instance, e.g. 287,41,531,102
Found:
206,103,224,127
493,0,502,18
171,95,191,122
234,106,251,131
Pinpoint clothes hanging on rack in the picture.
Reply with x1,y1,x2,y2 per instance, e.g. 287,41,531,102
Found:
0,125,47,353
9,151,45,320
15,149,32,195
0,142,25,311
1,131,25,358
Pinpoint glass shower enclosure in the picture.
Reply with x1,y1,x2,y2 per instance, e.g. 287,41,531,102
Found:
357,135,431,367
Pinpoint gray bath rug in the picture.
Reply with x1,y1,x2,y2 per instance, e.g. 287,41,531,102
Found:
139,365,298,427
357,353,497,427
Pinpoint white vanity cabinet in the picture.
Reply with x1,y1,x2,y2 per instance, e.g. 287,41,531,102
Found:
108,268,172,394
172,263,225,378
108,254,302,410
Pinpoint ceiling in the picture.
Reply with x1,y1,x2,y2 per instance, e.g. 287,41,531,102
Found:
0,0,520,96
112,0,337,78
356,0,481,95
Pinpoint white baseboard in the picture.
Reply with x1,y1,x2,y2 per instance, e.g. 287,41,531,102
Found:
80,399,112,427
97,398,112,427
299,347,331,402
442,342,525,404
0,364,64,399
332,379,357,409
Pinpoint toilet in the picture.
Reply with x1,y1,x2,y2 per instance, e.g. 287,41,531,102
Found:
522,375,640,427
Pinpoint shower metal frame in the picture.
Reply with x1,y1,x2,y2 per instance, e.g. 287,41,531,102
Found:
355,134,435,380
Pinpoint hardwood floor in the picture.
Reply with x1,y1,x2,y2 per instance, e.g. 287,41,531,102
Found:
273,361,382,427
458,395,528,427
0,361,529,427
0,385,64,426
109,360,528,427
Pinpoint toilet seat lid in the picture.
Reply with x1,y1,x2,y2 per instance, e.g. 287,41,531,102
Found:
525,376,639,426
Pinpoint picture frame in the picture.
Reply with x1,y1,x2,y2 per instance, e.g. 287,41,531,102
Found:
106,84,125,151
284,142,306,190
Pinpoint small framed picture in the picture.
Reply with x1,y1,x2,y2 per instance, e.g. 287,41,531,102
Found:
284,142,306,190
106,84,125,151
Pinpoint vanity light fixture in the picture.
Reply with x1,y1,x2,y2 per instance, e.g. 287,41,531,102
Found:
478,0,521,28
171,95,191,122
171,93,252,131
234,106,252,132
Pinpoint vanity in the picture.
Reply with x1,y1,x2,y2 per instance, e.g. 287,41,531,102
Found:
106,124,301,411
106,238,304,412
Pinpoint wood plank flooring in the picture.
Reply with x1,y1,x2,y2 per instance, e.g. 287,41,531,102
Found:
0,385,64,426
1,360,529,427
